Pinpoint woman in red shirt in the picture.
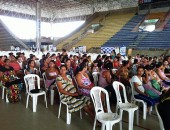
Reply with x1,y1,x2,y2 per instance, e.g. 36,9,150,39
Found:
113,56,120,69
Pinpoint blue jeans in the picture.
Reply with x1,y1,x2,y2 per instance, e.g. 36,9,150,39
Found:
134,94,159,106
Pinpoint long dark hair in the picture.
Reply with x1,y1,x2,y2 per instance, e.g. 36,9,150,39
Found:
104,61,118,80
75,62,87,75
27,60,35,70
48,60,55,68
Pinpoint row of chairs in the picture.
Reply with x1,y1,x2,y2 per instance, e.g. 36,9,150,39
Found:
0,74,164,130
90,81,138,130
91,81,165,130
92,70,152,121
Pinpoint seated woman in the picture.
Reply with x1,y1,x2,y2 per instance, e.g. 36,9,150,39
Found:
55,56,61,68
112,56,120,69
30,55,39,68
75,62,94,97
162,59,170,77
0,59,22,103
116,60,131,87
0,56,5,66
142,65,161,98
9,55,23,78
156,62,170,86
72,55,79,73
25,60,39,75
98,61,117,103
45,60,59,89
56,65,94,118
65,59,74,78
132,66,159,107
40,57,49,74
91,60,99,73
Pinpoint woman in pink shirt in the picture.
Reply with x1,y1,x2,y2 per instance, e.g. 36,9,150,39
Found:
98,61,117,104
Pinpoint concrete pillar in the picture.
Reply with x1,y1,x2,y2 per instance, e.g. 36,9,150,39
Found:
36,0,41,53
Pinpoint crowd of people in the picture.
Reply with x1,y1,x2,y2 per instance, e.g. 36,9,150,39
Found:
0,49,170,129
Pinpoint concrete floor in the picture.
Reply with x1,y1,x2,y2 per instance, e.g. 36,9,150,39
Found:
0,91,160,130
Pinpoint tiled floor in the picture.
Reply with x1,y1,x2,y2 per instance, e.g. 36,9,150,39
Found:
0,91,160,130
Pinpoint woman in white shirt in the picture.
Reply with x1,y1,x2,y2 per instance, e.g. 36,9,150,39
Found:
132,66,159,106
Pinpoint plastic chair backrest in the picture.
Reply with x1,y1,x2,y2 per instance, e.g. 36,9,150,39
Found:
92,72,99,86
113,81,128,105
129,79,135,100
155,103,165,130
24,69,26,75
42,72,47,89
38,67,42,76
90,87,111,115
24,74,40,93
55,83,63,103
72,76,79,89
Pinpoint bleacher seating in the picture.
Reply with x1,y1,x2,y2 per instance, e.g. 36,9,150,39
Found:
102,12,170,49
57,10,136,51
58,11,170,51
102,14,145,47
74,12,135,51
56,14,106,50
137,20,170,49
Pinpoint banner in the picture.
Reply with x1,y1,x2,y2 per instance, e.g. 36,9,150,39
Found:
120,46,126,56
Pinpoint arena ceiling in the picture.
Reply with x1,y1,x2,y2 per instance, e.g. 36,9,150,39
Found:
0,0,138,51
0,0,138,22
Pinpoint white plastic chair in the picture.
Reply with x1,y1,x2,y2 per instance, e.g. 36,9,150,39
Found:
90,87,122,130
155,103,165,130
112,69,117,74
57,85,82,125
24,74,47,112
38,67,42,77
130,80,152,120
42,72,55,105
113,81,138,130
1,83,9,103
92,72,100,86
24,69,26,75
24,68,39,75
